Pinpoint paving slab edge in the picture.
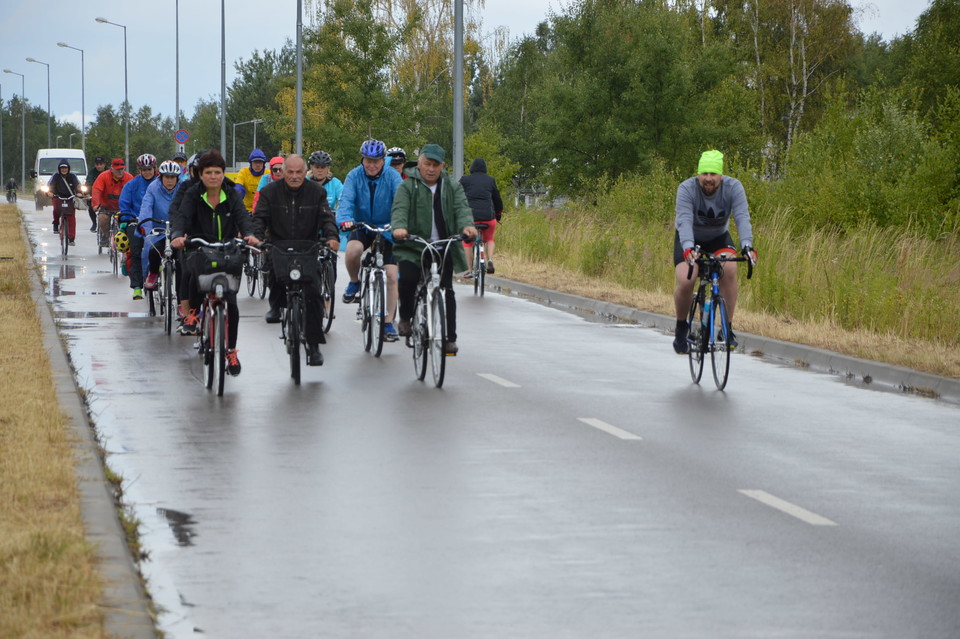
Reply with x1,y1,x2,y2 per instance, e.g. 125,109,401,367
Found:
485,275,960,406
21,213,157,638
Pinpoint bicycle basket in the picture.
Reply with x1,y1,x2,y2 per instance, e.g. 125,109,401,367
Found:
271,241,322,285
186,243,245,278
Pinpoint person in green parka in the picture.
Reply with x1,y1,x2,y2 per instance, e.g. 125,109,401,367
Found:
391,144,478,355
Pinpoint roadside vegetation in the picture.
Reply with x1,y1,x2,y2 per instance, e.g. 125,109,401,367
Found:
0,203,109,638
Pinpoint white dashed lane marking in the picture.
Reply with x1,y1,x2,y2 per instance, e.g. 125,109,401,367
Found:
478,373,520,388
577,417,643,441
739,490,837,526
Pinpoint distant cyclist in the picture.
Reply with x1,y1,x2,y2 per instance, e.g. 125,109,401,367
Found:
251,155,285,211
139,160,182,291
306,151,344,210
84,156,107,231
235,148,268,212
172,151,189,182
120,154,159,299
672,149,757,354
386,147,407,178
47,160,82,244
91,158,133,248
459,157,504,275
337,139,403,342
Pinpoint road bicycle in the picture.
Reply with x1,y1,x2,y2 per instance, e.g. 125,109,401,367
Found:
467,222,489,296
244,248,269,299
356,222,391,357
53,194,76,257
318,244,337,334
6,187,16,203
106,212,138,276
265,240,326,385
403,234,464,388
138,217,178,335
684,247,754,390
187,237,247,396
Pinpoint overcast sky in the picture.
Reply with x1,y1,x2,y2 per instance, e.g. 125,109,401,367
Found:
0,0,930,136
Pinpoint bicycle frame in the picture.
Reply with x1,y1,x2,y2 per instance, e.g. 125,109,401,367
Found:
53,195,75,257
356,222,391,357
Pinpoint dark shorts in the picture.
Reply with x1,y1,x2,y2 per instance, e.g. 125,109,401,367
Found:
673,231,736,266
348,227,395,264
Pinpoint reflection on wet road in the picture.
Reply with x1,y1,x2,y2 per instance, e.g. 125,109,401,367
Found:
22,203,960,638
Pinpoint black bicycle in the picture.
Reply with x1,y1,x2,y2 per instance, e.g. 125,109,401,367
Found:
685,247,754,390
53,194,76,257
6,187,16,203
467,222,489,296
138,218,178,335
318,244,337,334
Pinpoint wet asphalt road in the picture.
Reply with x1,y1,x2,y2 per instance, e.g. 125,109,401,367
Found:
23,203,960,638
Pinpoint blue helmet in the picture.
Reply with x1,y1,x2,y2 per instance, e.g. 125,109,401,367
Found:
248,149,267,163
359,139,386,160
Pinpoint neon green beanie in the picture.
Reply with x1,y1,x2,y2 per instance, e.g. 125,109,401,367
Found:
697,150,724,175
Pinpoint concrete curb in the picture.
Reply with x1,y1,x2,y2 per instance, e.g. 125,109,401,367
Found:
21,215,157,638
485,275,960,406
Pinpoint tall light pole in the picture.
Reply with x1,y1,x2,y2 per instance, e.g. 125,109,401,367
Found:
0,83,4,184
452,0,464,180
25,57,51,147
175,0,180,136
220,0,227,157
69,132,77,146
3,70,26,187
57,42,85,155
96,17,129,166
295,0,303,155
56,134,63,146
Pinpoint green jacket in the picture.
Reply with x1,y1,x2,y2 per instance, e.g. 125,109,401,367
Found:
391,168,473,272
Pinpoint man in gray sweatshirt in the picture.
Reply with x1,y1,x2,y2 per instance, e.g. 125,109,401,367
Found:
673,150,757,354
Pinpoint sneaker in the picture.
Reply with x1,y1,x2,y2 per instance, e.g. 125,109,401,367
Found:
68,239,75,246
444,341,459,355
144,272,158,290
727,330,738,350
226,349,242,376
306,344,324,366
673,322,689,354
486,259,495,274
342,280,360,303
132,288,143,300
462,270,474,279
397,319,412,337
383,322,399,342
178,311,199,335
90,223,97,232
52,225,59,234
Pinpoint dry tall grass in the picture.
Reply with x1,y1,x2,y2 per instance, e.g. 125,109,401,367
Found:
0,203,107,637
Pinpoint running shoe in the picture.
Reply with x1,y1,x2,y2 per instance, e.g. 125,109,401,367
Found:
144,272,158,290
342,280,360,303
132,288,143,300
226,349,242,376
383,323,399,342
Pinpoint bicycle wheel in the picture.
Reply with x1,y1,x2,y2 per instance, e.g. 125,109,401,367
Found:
245,254,257,297
361,272,373,352
214,306,226,396
60,217,68,257
412,288,428,381
711,295,731,390
110,241,118,276
473,243,482,295
371,270,385,357
148,286,158,317
162,262,175,336
289,295,302,385
257,254,268,300
203,306,214,389
321,258,335,334
477,244,486,297
430,288,447,388
687,293,705,384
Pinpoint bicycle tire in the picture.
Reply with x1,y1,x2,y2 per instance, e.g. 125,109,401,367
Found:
148,286,158,317
289,295,302,385
257,254,268,299
473,243,482,295
430,288,447,388
97,218,103,255
60,217,68,257
412,288,428,381
203,307,214,389
711,295,731,390
687,293,705,384
372,270,385,357
321,258,335,334
477,245,486,297
215,306,226,396
162,262,174,336
245,254,257,297
361,270,373,352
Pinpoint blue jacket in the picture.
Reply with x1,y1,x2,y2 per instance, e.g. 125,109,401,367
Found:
120,175,157,225
138,178,181,277
309,175,344,211
336,165,402,231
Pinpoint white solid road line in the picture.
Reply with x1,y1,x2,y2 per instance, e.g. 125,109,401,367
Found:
478,373,521,388
577,417,643,441
739,489,838,526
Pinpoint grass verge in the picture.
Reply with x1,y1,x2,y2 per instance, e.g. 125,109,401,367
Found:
0,202,109,638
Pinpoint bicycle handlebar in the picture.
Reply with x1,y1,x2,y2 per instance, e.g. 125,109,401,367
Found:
686,245,754,281
357,222,391,234
186,237,248,249
137,217,170,236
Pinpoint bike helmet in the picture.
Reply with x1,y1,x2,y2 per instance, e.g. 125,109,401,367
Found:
58,159,71,170
308,151,332,167
137,153,157,169
114,230,130,253
359,139,386,159
386,147,406,162
158,160,181,176
249,148,267,163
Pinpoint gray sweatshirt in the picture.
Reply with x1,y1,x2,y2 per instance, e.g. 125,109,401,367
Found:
675,175,753,251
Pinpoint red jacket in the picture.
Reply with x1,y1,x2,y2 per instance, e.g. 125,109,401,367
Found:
91,170,133,211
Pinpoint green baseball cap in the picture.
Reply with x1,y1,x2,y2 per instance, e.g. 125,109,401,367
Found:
697,150,724,175
420,144,446,163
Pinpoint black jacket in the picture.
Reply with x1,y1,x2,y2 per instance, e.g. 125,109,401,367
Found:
48,171,81,198
253,179,338,243
458,158,503,222
171,180,254,242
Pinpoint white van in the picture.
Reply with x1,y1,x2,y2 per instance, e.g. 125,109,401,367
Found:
31,148,88,210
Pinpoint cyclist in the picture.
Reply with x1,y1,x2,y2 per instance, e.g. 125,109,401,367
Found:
172,151,189,182
254,154,339,365
459,157,504,276
251,155,285,211
139,160,182,290
170,150,260,375
47,160,82,244
235,148,268,212
386,147,407,178
91,158,133,248
391,144,478,355
120,154,159,299
337,139,403,341
84,156,107,231
306,151,344,209
672,149,757,354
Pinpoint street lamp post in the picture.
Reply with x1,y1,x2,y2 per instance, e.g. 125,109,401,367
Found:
69,132,77,147
95,17,129,166
3,70,26,187
232,119,266,167
25,57,51,147
220,0,226,156
295,0,303,155
0,83,4,184
56,135,63,146
57,42,85,155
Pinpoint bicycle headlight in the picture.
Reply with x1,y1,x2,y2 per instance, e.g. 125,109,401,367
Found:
80,185,88,193
290,268,301,281
41,185,49,193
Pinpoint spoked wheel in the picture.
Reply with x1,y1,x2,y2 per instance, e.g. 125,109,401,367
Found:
147,286,158,317
477,249,486,297
110,240,118,276
687,294,705,384
321,259,335,334
60,220,69,257
371,271,385,357
162,262,175,336
97,220,104,255
711,296,731,390
473,244,482,295
412,290,428,381
214,307,227,396
361,273,373,353
257,254,268,300
289,296,302,385
245,255,257,297
203,309,215,390
429,288,447,388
